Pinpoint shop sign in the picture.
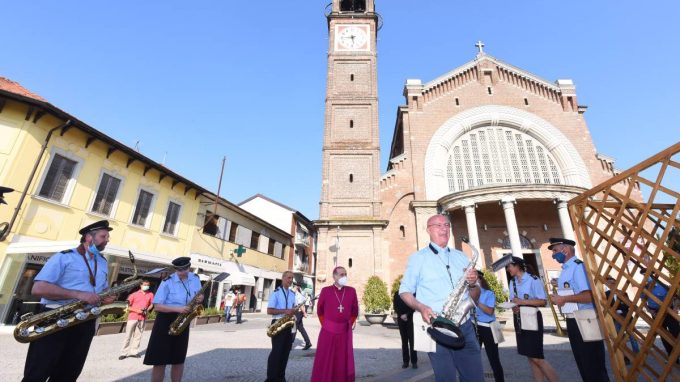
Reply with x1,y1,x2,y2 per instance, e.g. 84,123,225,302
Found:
26,253,55,265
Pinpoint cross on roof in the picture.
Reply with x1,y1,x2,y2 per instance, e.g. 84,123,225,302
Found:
475,40,485,54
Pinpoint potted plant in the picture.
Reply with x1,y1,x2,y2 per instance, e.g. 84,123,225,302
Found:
362,275,391,325
97,312,127,335
201,307,222,324
390,275,403,324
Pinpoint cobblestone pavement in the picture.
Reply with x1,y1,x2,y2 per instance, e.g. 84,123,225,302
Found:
0,310,618,381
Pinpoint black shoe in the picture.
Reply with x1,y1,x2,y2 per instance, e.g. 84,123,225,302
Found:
118,356,126,360
303,344,312,350
402,363,408,369
130,354,141,358
412,363,418,369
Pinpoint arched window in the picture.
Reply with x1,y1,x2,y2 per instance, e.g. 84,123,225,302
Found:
340,0,366,12
501,235,533,250
446,126,562,192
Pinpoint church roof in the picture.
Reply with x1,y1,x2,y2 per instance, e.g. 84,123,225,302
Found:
420,52,563,95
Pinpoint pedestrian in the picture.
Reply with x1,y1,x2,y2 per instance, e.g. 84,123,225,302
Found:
604,276,639,364
304,290,312,313
236,288,246,324
143,257,203,382
223,289,235,323
293,285,312,350
22,220,116,382
640,254,679,362
399,214,484,382
310,266,359,382
393,289,417,369
549,238,609,382
506,257,557,382
119,280,154,360
265,271,297,382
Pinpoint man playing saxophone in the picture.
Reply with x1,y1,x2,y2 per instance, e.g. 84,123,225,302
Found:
265,270,297,382
399,214,484,382
144,256,202,382
23,220,116,382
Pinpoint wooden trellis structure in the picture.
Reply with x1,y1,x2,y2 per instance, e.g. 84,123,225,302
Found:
569,142,680,381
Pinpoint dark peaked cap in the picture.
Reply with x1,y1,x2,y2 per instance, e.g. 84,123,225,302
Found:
79,220,113,235
172,256,191,269
548,237,576,250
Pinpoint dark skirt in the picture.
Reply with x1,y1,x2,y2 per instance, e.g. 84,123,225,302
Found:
143,312,190,366
514,310,544,359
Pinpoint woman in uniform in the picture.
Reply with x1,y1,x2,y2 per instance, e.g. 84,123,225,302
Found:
474,270,505,382
506,257,559,382
144,257,203,382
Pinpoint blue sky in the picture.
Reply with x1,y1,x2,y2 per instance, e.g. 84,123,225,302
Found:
2,1,678,219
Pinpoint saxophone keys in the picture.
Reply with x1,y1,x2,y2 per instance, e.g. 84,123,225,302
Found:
90,306,101,315
18,328,30,337
56,319,69,328
34,326,45,334
75,311,89,320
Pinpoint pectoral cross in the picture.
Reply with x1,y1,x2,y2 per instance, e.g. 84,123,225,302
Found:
338,304,344,313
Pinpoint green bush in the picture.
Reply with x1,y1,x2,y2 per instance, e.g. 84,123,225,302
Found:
390,274,403,297
362,275,391,314
481,269,508,312
200,307,222,316
100,312,127,323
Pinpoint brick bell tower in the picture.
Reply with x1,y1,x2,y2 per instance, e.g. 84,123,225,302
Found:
315,0,387,294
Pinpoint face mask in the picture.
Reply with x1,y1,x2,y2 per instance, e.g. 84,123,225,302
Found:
141,285,150,291
88,243,101,258
552,252,566,264
337,276,348,287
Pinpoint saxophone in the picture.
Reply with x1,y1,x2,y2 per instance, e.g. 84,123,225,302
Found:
14,251,163,343
266,295,318,337
427,238,480,349
168,272,229,336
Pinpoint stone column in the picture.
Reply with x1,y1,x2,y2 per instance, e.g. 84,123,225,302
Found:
555,198,575,241
501,197,522,257
412,202,439,250
463,203,481,251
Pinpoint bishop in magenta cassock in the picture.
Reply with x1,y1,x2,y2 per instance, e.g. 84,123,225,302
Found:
311,266,359,382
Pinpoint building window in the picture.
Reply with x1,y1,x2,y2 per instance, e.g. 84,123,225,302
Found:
524,98,529,106
399,225,405,238
268,238,275,255
487,87,493,95
250,231,260,249
446,126,563,192
38,153,78,203
350,74,355,81
455,97,460,106
91,173,122,216
349,173,354,183
229,222,239,242
162,201,182,235
131,189,155,227
349,119,354,128
348,258,353,268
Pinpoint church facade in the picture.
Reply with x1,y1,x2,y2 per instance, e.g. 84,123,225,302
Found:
316,0,637,294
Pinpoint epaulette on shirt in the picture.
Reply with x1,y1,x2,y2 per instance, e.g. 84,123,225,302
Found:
574,259,583,265
60,249,72,254
530,274,539,280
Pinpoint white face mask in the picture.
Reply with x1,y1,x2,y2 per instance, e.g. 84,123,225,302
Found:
141,285,150,291
337,276,348,287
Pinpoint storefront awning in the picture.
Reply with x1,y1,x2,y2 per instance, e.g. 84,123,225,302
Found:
226,272,256,286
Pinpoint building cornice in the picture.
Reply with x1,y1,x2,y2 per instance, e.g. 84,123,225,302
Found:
437,184,587,211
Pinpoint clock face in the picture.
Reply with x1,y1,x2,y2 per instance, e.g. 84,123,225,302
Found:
335,25,370,51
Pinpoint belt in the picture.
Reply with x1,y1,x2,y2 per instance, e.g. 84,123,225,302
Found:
475,321,494,327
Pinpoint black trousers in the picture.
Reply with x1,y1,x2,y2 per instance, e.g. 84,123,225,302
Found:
657,311,680,358
23,319,96,382
476,324,505,382
294,311,311,346
566,318,609,382
397,314,417,365
265,322,294,382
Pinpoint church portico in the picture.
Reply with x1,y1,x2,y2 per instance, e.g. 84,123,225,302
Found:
438,184,586,289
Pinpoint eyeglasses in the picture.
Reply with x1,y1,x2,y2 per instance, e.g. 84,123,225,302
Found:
427,223,451,230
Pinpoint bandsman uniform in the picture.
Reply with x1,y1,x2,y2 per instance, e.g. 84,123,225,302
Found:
508,260,546,360
266,285,296,382
143,257,201,367
475,275,504,382
22,220,112,382
551,238,609,382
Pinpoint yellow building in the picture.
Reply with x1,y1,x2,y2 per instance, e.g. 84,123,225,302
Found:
0,77,297,324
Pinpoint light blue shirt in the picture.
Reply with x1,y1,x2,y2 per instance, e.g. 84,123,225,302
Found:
509,273,545,301
475,288,496,323
35,248,108,306
153,272,201,306
399,242,470,313
558,256,594,310
268,287,296,319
